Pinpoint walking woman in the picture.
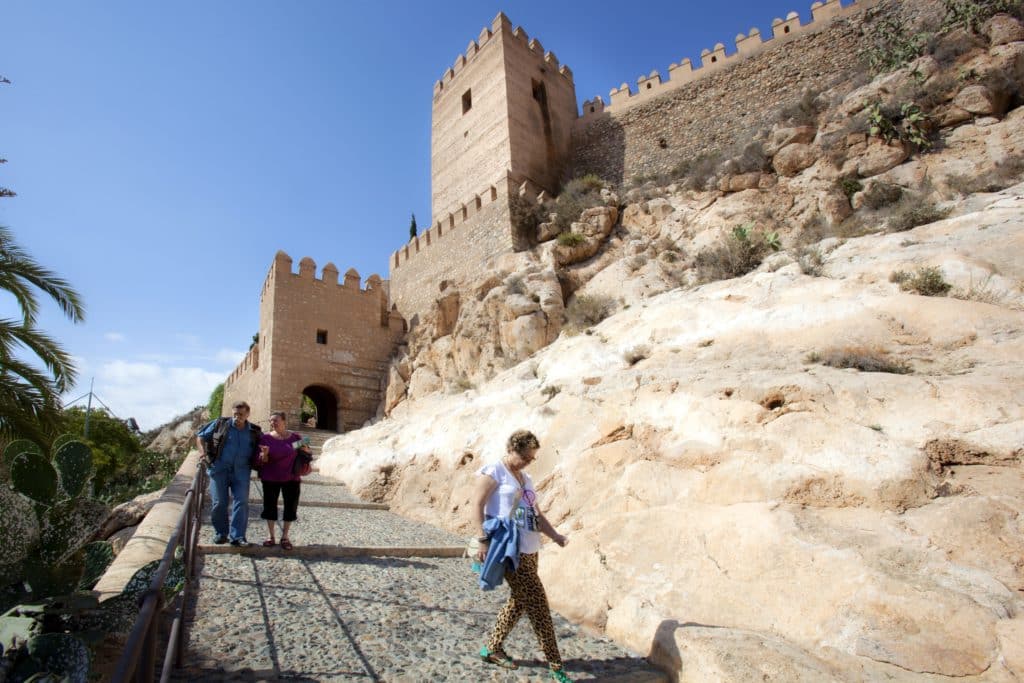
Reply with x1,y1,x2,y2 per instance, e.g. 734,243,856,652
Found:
472,429,571,681
253,411,309,550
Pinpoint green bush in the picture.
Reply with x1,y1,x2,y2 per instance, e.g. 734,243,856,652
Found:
207,382,224,419
695,224,781,283
838,177,864,200
942,0,1024,33
556,232,586,247
891,266,953,295
564,294,615,333
861,15,930,74
886,196,949,232
549,175,608,233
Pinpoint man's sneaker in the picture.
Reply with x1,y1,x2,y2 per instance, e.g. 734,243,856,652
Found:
213,535,228,545
230,538,248,547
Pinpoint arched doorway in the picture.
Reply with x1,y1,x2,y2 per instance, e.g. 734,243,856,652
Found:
300,385,339,432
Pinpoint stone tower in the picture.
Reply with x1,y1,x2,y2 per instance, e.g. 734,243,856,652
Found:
431,12,578,220
223,251,405,432
389,13,578,319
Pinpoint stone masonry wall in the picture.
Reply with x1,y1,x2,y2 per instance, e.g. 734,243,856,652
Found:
572,2,878,185
390,180,514,323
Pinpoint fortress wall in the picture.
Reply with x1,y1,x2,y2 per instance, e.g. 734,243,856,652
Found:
265,253,403,429
431,15,512,219
572,0,879,185
390,178,515,322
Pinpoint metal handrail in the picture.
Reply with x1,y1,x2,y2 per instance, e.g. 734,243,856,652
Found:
111,461,207,683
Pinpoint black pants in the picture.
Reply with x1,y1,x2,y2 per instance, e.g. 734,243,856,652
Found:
260,480,300,522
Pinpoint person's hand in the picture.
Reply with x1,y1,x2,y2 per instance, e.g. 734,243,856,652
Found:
476,541,489,563
259,445,270,463
554,532,569,548
199,454,210,468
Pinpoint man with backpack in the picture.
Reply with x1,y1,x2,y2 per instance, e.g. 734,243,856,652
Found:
196,400,265,546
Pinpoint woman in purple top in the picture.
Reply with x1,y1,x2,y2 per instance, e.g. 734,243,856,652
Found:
253,411,309,550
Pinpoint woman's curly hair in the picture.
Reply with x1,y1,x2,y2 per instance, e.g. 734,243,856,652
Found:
506,429,540,454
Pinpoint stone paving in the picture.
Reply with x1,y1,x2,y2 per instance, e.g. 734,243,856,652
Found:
177,477,666,682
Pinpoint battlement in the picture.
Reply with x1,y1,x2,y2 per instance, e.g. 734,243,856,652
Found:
262,250,386,298
227,344,259,385
433,12,574,101
394,173,543,271
578,0,876,120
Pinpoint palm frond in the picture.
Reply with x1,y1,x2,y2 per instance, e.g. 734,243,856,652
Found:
0,226,85,323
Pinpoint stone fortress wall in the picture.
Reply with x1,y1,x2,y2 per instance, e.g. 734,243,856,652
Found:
572,0,882,184
390,12,577,320
223,251,405,431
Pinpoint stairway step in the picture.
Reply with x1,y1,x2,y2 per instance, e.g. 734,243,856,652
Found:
198,543,465,559
250,498,388,511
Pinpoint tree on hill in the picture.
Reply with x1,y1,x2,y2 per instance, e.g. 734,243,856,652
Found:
0,226,85,442
207,382,224,419
409,213,417,240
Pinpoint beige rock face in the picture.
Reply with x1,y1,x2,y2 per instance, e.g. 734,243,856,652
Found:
772,143,817,176
955,84,1010,116
855,141,910,177
99,489,163,540
324,185,1024,680
984,13,1024,46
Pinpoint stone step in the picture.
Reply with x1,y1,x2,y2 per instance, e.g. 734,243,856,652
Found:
198,543,465,559
250,498,389,511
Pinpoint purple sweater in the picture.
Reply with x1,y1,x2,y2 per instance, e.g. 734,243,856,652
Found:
255,432,303,482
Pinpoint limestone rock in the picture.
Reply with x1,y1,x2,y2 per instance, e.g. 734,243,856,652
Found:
99,489,162,540
856,140,909,178
766,125,816,156
819,191,852,224
955,84,1009,116
537,220,561,242
984,13,1024,46
718,172,762,193
407,366,442,399
433,290,460,339
772,143,817,177
935,104,974,128
385,366,407,414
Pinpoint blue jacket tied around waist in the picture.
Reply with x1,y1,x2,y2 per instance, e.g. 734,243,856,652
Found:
479,516,519,591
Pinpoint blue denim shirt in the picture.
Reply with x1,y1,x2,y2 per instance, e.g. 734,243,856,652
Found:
479,516,520,591
197,419,255,472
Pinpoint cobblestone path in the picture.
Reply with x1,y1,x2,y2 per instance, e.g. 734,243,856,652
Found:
177,476,666,682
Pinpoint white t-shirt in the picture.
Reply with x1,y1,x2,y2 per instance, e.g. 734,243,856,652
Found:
479,461,542,554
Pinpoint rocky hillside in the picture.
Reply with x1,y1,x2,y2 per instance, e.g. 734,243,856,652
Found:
323,9,1024,682
143,405,207,458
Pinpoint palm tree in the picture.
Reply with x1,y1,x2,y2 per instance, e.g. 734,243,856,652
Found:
0,225,85,440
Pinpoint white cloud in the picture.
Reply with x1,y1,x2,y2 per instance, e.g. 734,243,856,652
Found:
215,348,246,366
104,332,126,342
86,360,223,431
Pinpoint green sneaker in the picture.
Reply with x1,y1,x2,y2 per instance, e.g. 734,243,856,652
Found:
479,645,517,670
550,667,572,682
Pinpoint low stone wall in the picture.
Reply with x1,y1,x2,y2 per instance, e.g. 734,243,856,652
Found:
93,451,201,601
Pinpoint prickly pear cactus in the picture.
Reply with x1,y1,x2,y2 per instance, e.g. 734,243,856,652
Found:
53,441,93,498
10,451,58,503
38,498,109,566
0,483,40,586
2,439,41,469
77,542,113,591
49,433,76,454
26,632,90,683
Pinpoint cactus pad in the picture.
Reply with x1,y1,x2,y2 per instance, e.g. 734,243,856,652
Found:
2,439,42,468
27,632,90,683
77,541,114,591
10,451,58,503
38,498,110,566
0,484,41,586
54,441,93,498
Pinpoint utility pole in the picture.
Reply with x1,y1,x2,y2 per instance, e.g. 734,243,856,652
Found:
84,377,94,438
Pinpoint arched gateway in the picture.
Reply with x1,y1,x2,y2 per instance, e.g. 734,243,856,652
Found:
301,385,339,432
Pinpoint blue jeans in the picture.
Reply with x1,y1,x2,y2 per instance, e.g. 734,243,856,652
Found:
208,458,251,541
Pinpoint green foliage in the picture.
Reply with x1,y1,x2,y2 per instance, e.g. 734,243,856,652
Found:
862,15,930,74
556,232,586,247
942,0,1024,33
891,266,953,295
695,223,780,283
548,175,608,233
10,451,58,503
838,177,864,200
409,212,417,239
0,226,85,442
26,633,90,683
207,382,224,420
77,542,114,591
53,441,92,498
2,439,41,468
248,332,258,350
867,101,933,150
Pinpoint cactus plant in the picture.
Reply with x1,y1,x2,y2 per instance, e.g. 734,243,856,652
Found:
77,542,114,591
53,441,92,498
10,451,58,504
26,633,90,683
2,439,41,469
0,483,40,587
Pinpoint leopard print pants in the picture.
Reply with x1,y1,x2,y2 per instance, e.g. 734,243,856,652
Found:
486,552,562,668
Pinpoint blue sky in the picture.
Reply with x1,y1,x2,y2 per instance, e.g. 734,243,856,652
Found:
2,0,847,429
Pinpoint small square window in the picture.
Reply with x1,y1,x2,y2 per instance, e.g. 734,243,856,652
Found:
316,329,327,345
462,89,472,114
